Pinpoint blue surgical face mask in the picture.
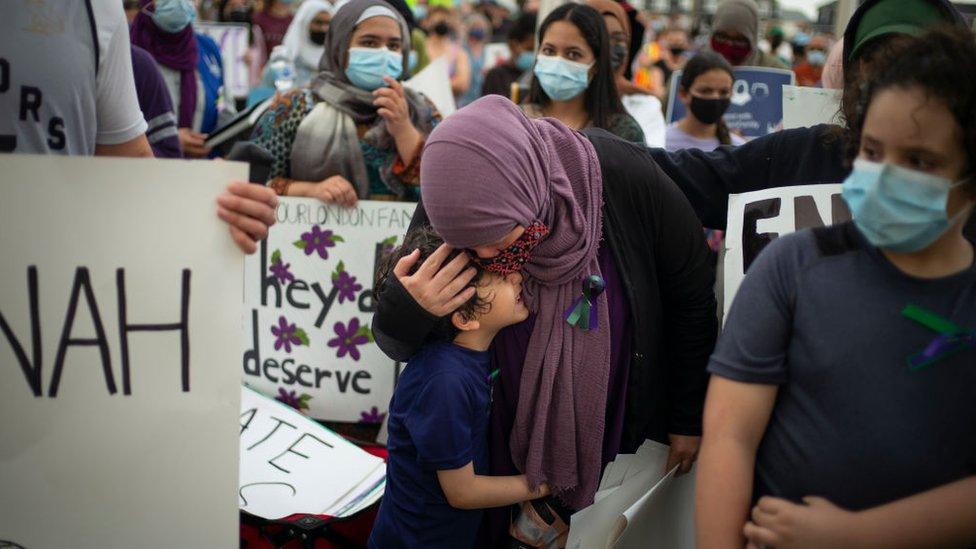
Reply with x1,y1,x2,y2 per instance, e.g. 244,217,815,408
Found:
533,54,592,101
150,0,196,33
408,49,419,73
842,158,973,253
515,51,535,72
806,50,826,66
413,5,427,20
345,47,403,91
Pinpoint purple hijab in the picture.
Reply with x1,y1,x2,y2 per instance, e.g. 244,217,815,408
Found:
421,95,611,509
130,0,198,128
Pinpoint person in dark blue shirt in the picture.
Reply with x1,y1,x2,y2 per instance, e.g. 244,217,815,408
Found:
369,228,550,549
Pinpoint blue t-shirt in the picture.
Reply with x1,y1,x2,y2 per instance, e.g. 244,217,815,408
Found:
369,341,491,549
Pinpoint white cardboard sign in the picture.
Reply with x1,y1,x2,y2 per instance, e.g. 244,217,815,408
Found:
405,56,457,117
242,198,413,423
782,85,842,129
239,386,386,520
724,184,850,316
0,155,246,548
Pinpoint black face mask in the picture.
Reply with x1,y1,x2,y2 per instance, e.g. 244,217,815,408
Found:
669,47,685,57
610,43,627,70
689,96,731,125
433,22,451,36
309,30,327,45
227,7,251,23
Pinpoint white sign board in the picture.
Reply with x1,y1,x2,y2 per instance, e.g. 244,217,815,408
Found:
782,85,842,129
724,184,850,316
405,56,457,117
0,155,246,548
196,22,251,98
483,43,512,70
239,386,385,520
242,198,413,423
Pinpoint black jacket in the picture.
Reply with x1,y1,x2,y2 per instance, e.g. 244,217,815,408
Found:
373,129,718,450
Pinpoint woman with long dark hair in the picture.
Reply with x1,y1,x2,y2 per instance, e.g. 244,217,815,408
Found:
521,3,644,144
666,52,743,152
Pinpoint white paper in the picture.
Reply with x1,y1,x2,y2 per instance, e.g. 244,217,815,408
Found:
782,85,842,130
483,43,512,70
242,198,413,422
239,386,385,520
724,184,847,316
0,155,246,548
405,56,457,117
612,466,696,549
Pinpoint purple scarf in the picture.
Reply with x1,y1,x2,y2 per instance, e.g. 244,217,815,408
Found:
130,0,198,128
421,95,611,509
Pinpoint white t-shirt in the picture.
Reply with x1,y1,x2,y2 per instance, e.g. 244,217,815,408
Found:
621,94,667,148
0,0,147,155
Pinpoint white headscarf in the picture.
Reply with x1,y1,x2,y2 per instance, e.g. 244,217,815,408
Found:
281,0,345,72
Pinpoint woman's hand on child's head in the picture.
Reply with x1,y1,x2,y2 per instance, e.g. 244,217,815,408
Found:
394,243,478,317
744,496,860,549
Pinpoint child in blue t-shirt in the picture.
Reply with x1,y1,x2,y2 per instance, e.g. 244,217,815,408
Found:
368,228,549,549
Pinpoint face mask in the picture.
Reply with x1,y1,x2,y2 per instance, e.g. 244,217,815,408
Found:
226,7,250,23
469,28,487,41
413,5,427,20
515,51,535,72
345,47,403,91
689,95,730,125
309,30,327,45
151,0,196,33
842,159,973,253
610,43,627,71
711,36,750,65
533,54,592,101
433,22,451,36
469,221,550,275
806,50,826,66
669,47,686,57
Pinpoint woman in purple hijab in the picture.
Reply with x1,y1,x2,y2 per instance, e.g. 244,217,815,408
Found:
372,95,717,544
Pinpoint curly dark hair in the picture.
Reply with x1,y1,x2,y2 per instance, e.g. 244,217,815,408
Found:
841,27,976,194
374,227,492,343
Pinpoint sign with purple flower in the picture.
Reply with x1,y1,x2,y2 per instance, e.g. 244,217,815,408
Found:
243,199,414,423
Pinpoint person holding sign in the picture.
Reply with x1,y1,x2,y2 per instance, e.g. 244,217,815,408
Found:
696,28,976,549
250,0,440,205
372,95,717,544
520,4,645,144
369,228,550,549
665,52,744,152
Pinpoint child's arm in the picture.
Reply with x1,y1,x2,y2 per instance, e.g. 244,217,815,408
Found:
437,462,550,511
696,376,778,549
744,476,976,549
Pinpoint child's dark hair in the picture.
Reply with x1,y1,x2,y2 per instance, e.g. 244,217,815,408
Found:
375,227,492,342
842,27,976,194
527,3,626,130
679,51,735,145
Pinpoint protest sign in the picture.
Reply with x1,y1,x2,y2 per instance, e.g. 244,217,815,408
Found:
242,198,413,425
483,43,512,69
196,22,251,98
406,56,457,117
0,155,246,548
666,67,795,138
239,386,385,520
724,184,850,316
782,85,842,129
568,440,695,549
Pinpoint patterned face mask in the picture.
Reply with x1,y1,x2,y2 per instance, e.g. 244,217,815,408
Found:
469,221,549,275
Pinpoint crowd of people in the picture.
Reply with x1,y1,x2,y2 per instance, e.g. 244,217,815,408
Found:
2,0,975,547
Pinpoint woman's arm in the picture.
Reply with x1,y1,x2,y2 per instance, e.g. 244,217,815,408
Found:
438,463,549,510
451,48,472,96
697,376,777,549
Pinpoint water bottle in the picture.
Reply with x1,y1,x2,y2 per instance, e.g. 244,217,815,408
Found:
267,46,296,92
